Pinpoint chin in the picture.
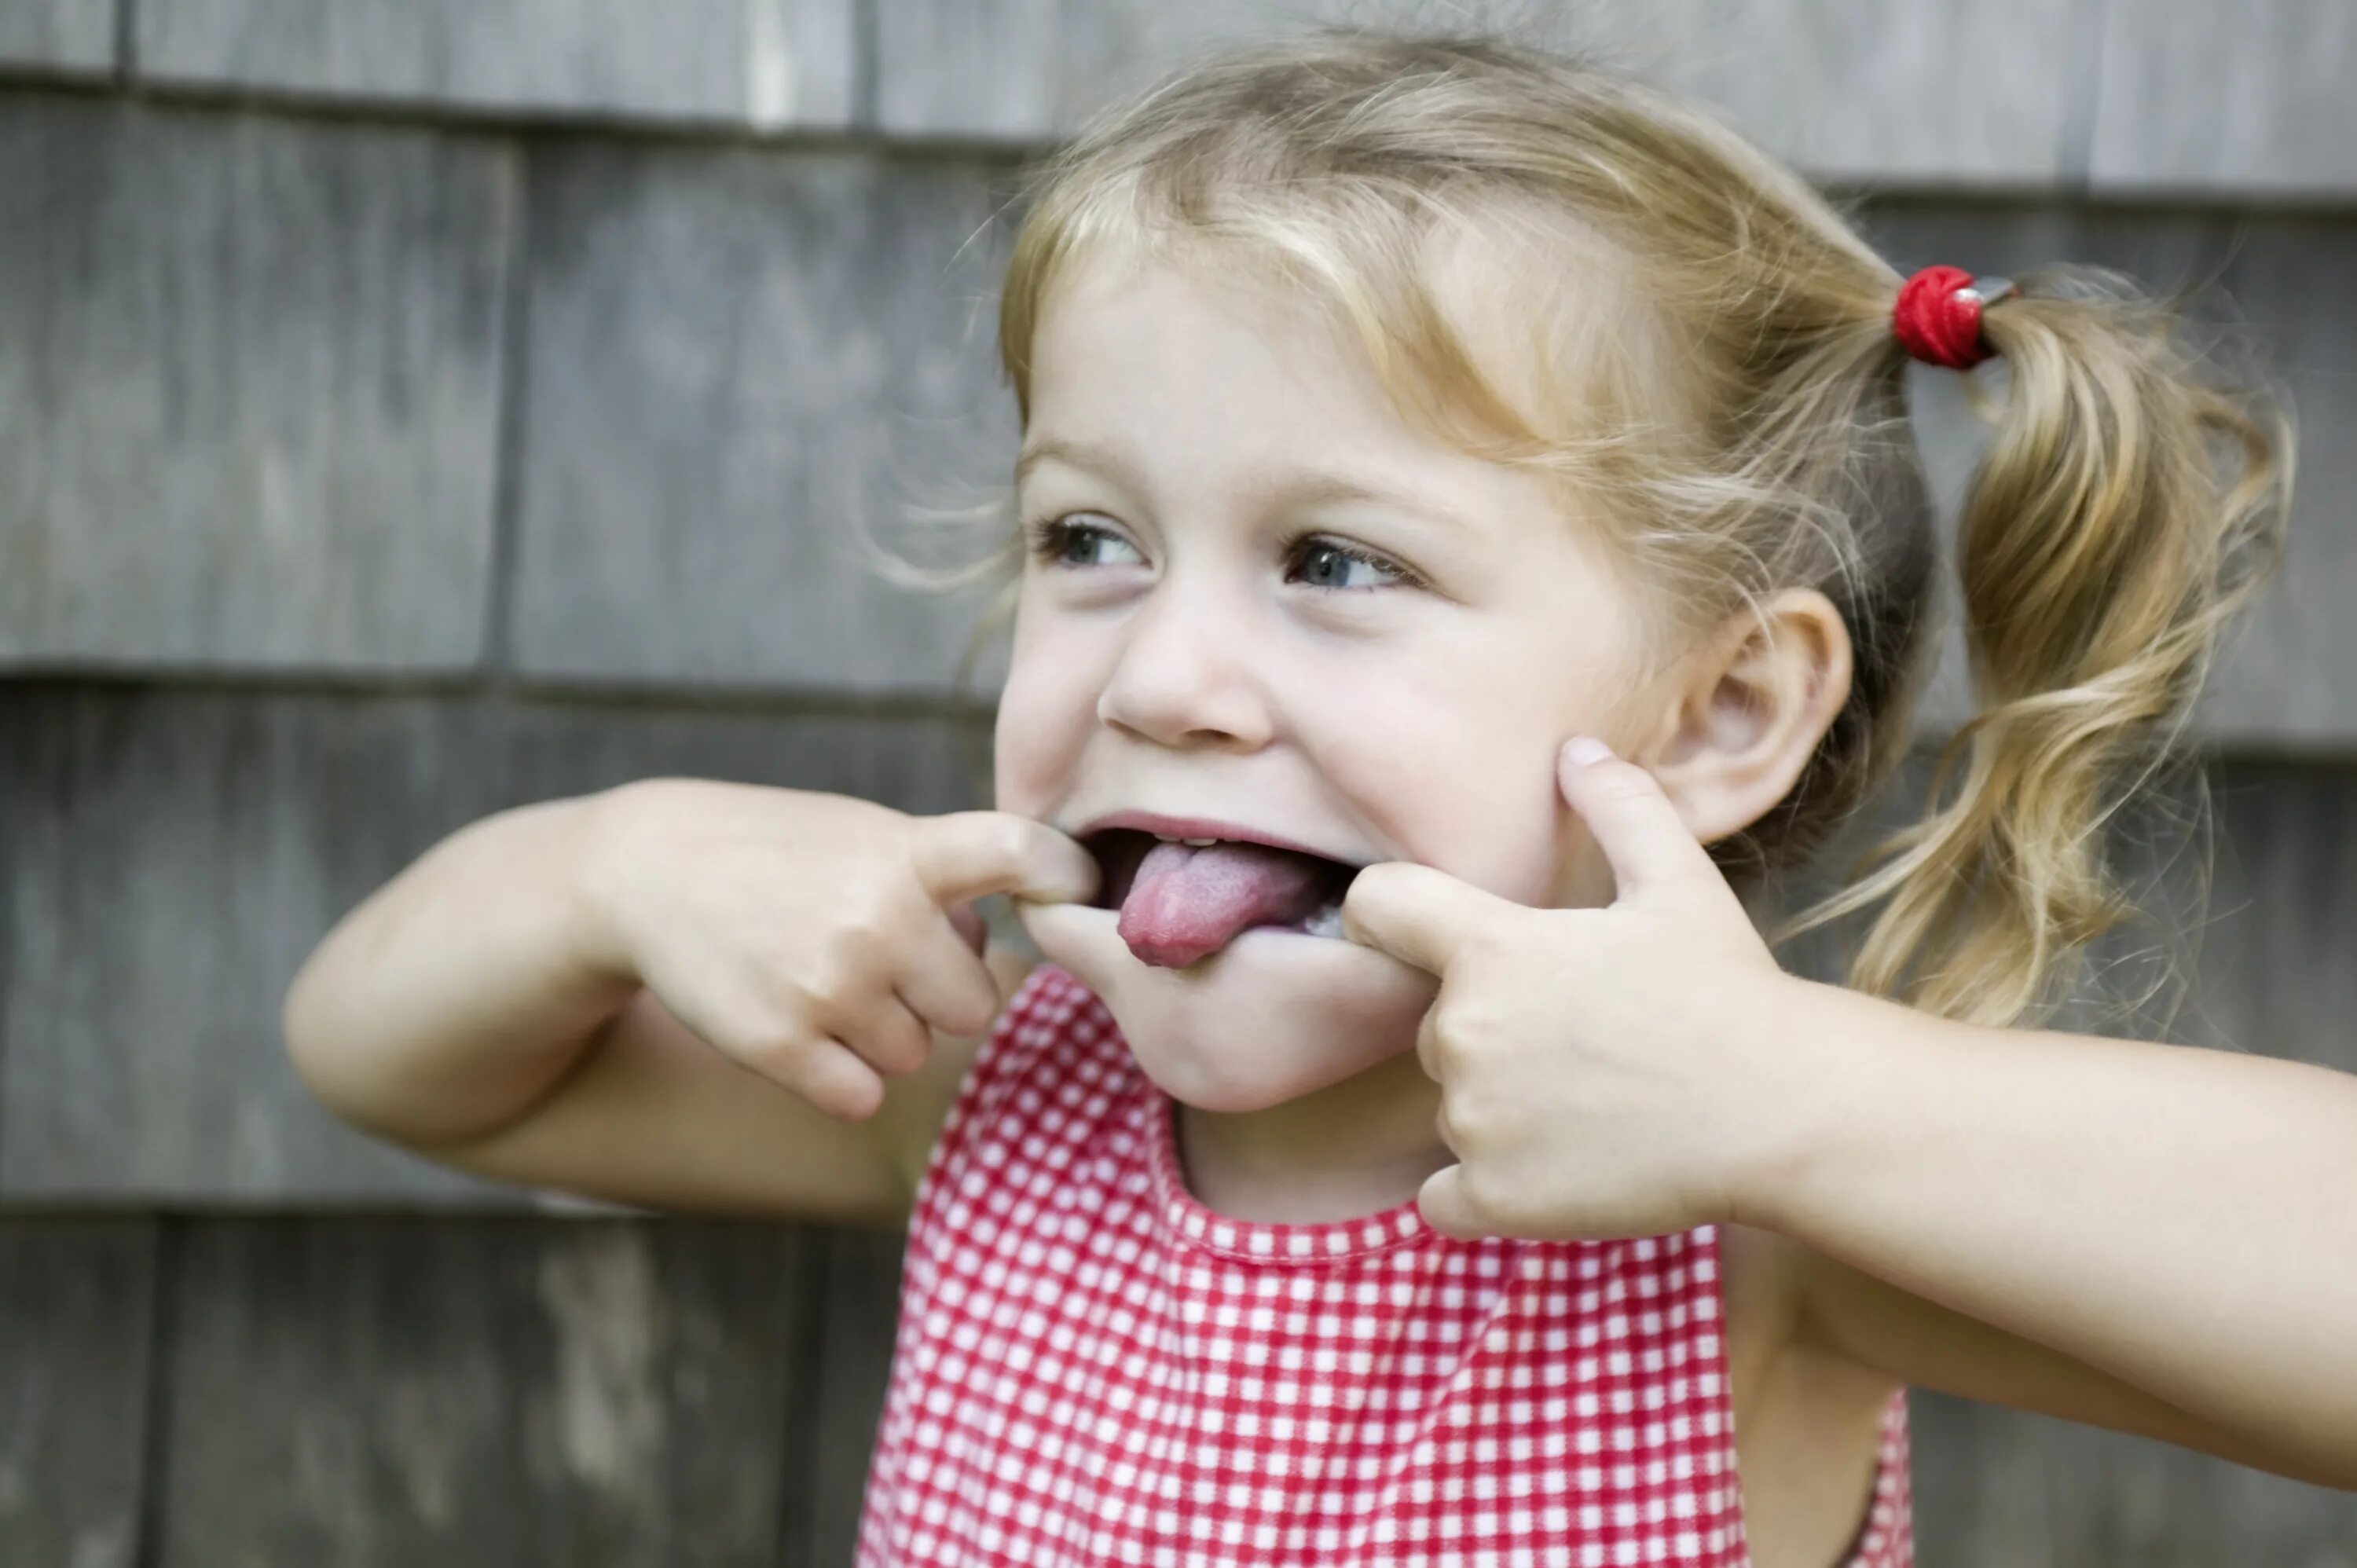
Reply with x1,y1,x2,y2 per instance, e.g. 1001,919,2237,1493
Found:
1017,902,1439,1112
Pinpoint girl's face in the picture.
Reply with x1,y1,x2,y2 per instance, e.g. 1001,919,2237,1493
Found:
998,255,1662,1112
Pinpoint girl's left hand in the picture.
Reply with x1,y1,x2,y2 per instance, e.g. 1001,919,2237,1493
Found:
1341,738,1834,1242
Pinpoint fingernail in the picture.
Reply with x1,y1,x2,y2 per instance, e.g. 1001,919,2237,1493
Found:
1562,736,1615,768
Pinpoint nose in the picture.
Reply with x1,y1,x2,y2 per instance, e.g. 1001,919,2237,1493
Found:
1096,578,1275,752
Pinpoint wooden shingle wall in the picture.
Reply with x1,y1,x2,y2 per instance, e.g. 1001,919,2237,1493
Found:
2,2,2354,1563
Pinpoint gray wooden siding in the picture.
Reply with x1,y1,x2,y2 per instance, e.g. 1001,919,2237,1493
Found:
9,1214,2356,1566
508,143,1017,694
867,0,2091,183
5,3,2357,1564
1911,1388,2357,1568
0,0,112,76
158,1218,818,1566
0,683,988,1203
136,0,860,131
2087,0,2357,197
0,1218,155,1568
0,93,513,673
0,1214,900,1566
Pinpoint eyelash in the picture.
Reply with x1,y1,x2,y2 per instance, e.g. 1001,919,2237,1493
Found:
1022,515,1424,591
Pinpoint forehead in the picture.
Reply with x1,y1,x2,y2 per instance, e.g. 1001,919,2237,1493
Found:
1025,255,1403,447
1016,207,1681,500
1019,253,1549,537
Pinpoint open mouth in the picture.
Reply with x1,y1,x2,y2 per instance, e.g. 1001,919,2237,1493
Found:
1082,828,1362,969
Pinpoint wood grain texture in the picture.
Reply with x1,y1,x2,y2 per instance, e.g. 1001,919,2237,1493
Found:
801,1225,907,1566
1910,1389,2357,1567
136,0,857,131
0,683,988,1203
1862,202,2357,746
2160,758,2357,1075
0,0,112,74
1690,759,2357,1559
156,1215,812,1567
0,1217,156,1568
509,142,1020,695
1635,0,2089,189
0,94,511,672
2088,0,2357,196
1763,752,2357,1077
871,0,2085,185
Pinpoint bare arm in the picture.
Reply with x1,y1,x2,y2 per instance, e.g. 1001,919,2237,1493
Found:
1789,1235,2355,1490
1340,743,2357,1492
283,782,1087,1220
1755,981,2357,1490
400,980,1017,1224
284,794,647,1147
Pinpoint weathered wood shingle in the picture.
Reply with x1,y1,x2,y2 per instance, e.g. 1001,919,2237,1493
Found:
0,0,112,76
871,0,2090,186
2088,0,2357,197
509,144,1018,695
1912,1388,2357,1566
0,95,512,672
2,9,2355,1561
0,1218,156,1568
157,1216,812,1567
0,683,988,1203
136,0,858,131
802,1225,907,1566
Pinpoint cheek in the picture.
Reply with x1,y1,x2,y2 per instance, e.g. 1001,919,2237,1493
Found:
1301,679,1574,900
1303,624,1644,906
992,610,1101,814
1327,715,1564,903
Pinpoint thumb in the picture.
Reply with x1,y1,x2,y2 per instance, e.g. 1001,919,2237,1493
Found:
1556,737,1719,905
1340,861,1516,976
911,811,1099,907
1415,1163,1490,1240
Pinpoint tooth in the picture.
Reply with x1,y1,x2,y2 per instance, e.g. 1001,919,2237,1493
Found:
1302,903,1343,940
1179,837,1218,847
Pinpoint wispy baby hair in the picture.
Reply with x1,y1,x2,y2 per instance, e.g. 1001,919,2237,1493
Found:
995,28,2290,1025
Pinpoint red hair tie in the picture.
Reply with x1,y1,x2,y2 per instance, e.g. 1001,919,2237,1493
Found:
1893,265,2013,369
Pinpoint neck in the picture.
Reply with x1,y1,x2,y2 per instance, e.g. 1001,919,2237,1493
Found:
1175,1049,1449,1224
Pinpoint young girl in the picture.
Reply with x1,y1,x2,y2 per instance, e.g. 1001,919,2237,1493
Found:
283,31,2357,1568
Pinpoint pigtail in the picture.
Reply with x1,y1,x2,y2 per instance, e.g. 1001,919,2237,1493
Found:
1837,272,2290,1024
982,30,2297,1024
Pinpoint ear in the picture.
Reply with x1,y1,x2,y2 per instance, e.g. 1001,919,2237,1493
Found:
1637,588,1853,845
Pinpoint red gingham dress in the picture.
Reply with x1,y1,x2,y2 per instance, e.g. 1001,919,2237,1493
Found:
856,965,1914,1566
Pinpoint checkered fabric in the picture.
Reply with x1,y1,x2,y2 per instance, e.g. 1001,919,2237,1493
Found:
857,965,1913,1566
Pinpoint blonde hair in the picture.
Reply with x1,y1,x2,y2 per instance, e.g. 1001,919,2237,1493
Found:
987,30,2290,1026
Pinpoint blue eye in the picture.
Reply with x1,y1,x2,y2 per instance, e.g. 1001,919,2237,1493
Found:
1025,515,1420,592
1288,537,1413,591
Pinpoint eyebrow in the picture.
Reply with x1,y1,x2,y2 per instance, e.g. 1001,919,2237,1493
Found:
1015,436,1482,547
1014,435,1137,489
1266,474,1483,548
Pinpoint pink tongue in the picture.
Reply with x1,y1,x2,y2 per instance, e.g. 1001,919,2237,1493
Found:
1117,841,1329,969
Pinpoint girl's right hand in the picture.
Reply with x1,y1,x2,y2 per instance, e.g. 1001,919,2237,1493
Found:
575,780,1098,1121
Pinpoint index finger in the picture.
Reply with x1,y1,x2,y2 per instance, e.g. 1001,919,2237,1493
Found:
910,811,1099,907
1340,860,1512,976
1556,738,1721,905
